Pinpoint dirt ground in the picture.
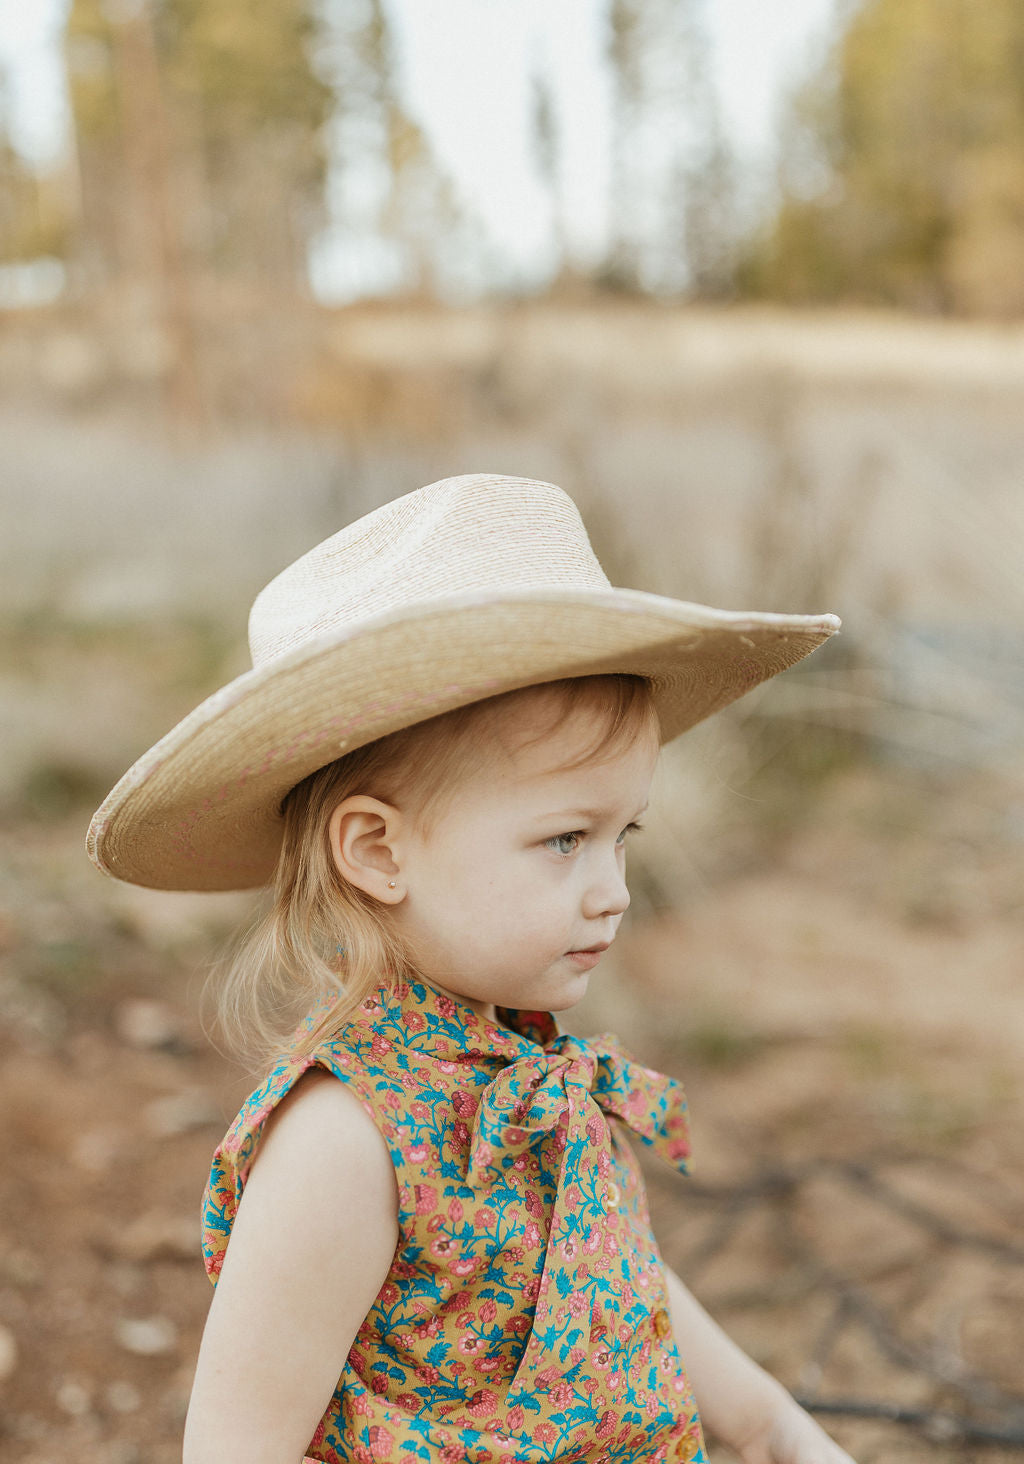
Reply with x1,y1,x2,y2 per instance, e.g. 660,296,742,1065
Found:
2,761,1022,1464
2,300,1023,1461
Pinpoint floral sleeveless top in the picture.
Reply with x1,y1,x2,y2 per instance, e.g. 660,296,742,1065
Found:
203,978,707,1464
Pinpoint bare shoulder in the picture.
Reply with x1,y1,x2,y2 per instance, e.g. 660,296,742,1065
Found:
185,1065,399,1462
245,1064,398,1224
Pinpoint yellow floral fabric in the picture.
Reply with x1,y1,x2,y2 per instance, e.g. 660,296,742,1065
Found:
203,978,706,1463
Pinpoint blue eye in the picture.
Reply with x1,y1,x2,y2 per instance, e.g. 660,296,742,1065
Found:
546,832,582,855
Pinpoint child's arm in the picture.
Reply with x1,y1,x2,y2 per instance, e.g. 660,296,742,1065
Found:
662,1263,857,1464
183,1069,400,1464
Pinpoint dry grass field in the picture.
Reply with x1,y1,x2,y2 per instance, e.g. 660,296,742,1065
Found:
1,300,1022,1462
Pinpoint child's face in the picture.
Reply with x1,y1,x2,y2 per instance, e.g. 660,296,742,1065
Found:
390,697,659,1022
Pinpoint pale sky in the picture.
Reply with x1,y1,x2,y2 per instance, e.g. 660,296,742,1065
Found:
0,0,839,297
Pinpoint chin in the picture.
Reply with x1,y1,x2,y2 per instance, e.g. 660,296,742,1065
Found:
543,974,590,1012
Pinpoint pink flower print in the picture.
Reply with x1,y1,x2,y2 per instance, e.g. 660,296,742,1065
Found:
568,1290,590,1318
380,1282,400,1306
440,1447,464,1464
476,1206,497,1228
410,1100,430,1121
475,1140,494,1168
583,1226,602,1255
666,1136,691,1162
406,1141,428,1163
512,1155,527,1171
505,1245,524,1264
466,1387,499,1416
479,1298,498,1324
603,1232,619,1258
523,1220,542,1249
550,1380,574,1409
452,1090,478,1118
564,1183,583,1209
524,1189,545,1217
523,1276,541,1302
404,1011,426,1032
586,1115,604,1144
533,1423,557,1445
370,1034,392,1058
506,1313,531,1337
450,1255,478,1276
560,1235,579,1262
597,1151,610,1179
370,1373,389,1395
447,1196,464,1223
477,1354,503,1374
396,1393,419,1412
507,1405,525,1431
459,1335,486,1357
437,1059,459,1075
415,1364,441,1384
568,1346,584,1366
452,1120,470,1147
593,1346,612,1371
436,995,456,1018
430,1236,456,1260
414,1183,436,1215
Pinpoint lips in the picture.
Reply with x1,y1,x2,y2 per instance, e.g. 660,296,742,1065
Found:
565,942,611,969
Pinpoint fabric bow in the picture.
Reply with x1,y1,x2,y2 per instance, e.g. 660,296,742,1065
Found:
460,1032,691,1400
466,1032,690,1185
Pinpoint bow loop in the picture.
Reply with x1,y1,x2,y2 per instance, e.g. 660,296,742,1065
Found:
465,1031,690,1187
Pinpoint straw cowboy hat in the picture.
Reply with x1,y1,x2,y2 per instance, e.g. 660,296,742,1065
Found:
87,473,840,891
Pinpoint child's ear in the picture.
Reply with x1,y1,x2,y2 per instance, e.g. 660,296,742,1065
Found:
328,796,405,903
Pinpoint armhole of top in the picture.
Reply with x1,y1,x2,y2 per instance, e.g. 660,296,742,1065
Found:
202,1050,408,1285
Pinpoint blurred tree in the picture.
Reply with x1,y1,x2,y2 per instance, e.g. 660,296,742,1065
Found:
317,0,483,301
65,0,332,290
529,56,569,275
604,0,735,296
0,73,69,264
742,0,1024,316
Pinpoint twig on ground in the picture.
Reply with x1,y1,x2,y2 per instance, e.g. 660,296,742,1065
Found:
795,1396,1024,1450
836,1160,1024,1266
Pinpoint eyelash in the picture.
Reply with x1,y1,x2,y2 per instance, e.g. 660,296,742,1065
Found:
545,822,644,856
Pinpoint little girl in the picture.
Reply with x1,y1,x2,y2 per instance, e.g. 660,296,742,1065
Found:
88,474,855,1464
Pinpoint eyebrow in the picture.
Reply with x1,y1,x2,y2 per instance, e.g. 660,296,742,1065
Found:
533,803,649,825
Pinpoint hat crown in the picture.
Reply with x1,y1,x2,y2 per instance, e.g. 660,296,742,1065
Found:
248,474,611,667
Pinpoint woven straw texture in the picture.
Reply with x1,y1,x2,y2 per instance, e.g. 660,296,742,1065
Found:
87,474,840,890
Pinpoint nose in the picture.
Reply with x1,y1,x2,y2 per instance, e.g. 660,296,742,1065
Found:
581,851,631,921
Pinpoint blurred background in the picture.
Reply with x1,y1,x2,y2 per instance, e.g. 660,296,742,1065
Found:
1,1,1023,1461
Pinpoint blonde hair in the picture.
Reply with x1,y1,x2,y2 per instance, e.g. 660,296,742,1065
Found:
212,674,658,1071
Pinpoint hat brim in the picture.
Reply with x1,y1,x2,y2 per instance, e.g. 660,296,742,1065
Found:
87,587,840,890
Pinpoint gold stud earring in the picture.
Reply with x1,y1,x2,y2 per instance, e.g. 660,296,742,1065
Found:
387,880,397,889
